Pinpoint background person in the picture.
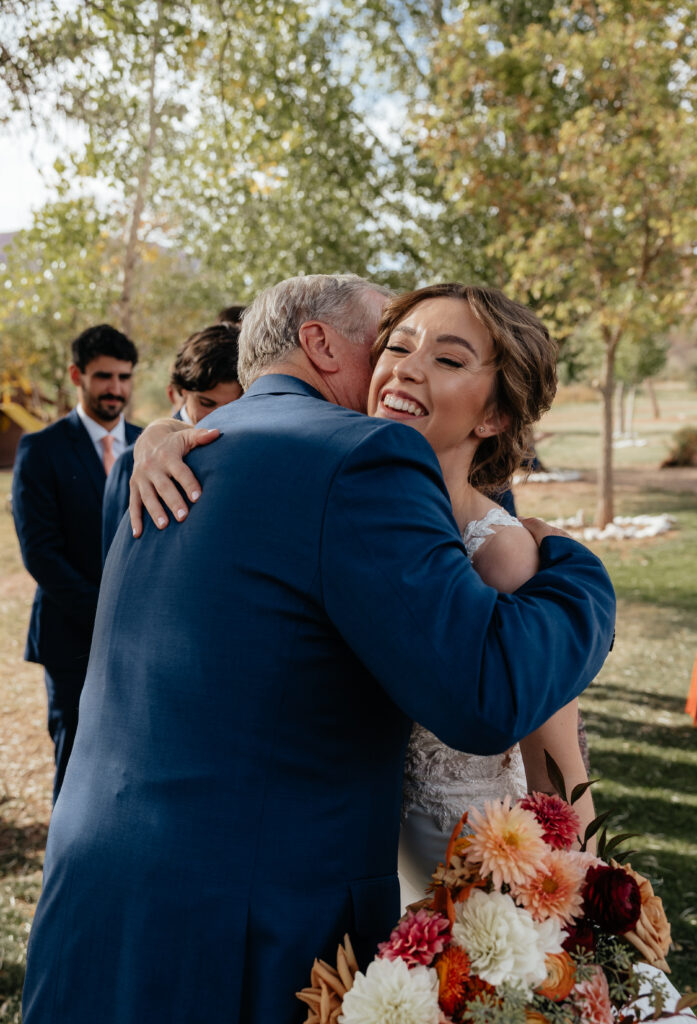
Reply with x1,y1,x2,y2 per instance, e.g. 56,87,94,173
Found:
102,322,241,556
12,324,140,802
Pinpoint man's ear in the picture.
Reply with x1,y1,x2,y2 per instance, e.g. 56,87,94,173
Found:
68,364,82,387
298,321,340,375
476,404,510,439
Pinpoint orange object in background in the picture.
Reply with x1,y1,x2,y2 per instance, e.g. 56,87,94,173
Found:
686,654,697,726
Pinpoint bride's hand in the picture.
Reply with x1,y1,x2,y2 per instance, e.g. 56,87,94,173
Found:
129,419,221,537
522,517,573,544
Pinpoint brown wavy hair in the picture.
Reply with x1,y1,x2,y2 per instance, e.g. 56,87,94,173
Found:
371,283,558,492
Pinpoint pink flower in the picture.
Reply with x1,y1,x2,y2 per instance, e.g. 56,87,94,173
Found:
519,792,581,851
513,848,586,924
574,966,614,1024
378,909,451,968
466,797,548,890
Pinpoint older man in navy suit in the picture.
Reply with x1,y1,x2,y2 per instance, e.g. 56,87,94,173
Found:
23,276,615,1024
12,324,141,801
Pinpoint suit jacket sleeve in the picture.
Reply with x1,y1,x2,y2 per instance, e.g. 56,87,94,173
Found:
12,434,100,630
102,448,134,563
319,422,615,755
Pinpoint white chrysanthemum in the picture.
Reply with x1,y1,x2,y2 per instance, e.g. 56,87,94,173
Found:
338,957,440,1024
452,889,565,994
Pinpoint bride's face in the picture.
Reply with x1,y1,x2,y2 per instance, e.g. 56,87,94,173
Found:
367,297,500,460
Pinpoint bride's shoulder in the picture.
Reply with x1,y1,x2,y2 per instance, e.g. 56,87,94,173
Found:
464,502,539,593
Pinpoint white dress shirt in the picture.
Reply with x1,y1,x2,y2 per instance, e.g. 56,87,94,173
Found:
76,404,128,465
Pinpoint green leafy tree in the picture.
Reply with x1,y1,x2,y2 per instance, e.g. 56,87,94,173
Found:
420,0,697,525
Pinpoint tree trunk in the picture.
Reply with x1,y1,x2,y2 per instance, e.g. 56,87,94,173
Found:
595,338,618,529
646,378,661,419
626,385,636,437
117,0,163,337
615,380,625,436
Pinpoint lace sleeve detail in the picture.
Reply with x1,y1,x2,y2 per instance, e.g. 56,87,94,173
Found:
462,506,524,559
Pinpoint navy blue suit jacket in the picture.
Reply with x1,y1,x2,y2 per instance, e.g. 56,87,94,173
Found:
102,409,183,560
23,377,615,1024
12,409,141,671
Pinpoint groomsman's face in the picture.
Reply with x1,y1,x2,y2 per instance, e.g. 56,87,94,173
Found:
70,355,135,427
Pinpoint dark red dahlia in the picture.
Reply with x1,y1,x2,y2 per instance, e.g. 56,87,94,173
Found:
562,917,598,955
520,792,581,850
583,864,641,934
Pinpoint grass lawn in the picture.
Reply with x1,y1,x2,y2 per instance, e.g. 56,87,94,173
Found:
0,380,695,1020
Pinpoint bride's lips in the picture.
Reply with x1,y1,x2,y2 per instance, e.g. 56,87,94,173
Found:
379,389,428,419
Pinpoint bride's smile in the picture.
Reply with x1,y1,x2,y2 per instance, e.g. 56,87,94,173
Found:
368,295,502,468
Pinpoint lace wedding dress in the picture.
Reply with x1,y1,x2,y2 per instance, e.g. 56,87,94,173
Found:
399,507,529,906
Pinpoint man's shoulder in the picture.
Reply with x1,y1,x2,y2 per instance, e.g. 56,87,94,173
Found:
16,412,76,456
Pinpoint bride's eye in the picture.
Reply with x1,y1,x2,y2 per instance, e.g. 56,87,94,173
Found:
385,343,410,354
437,356,465,368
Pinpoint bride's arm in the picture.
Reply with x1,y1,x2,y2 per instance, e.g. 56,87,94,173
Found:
472,524,595,845
519,700,595,847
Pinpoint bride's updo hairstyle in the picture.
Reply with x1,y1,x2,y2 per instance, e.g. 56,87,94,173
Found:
371,283,558,493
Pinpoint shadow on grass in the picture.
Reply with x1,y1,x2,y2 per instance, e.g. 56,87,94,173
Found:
0,958,25,1002
0,818,48,878
591,684,688,714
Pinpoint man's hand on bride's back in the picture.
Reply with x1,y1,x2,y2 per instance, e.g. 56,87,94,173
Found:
521,517,573,545
129,419,220,537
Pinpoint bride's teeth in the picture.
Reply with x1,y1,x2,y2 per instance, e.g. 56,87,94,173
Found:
383,393,424,416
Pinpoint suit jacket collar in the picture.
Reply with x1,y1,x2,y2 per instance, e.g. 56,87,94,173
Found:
64,410,139,496
243,374,327,403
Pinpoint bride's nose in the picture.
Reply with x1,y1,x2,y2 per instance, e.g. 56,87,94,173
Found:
394,350,425,382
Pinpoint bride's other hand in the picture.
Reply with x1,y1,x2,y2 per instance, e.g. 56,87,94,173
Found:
521,517,572,545
129,419,221,537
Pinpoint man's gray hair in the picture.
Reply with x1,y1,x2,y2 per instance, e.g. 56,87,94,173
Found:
237,273,393,389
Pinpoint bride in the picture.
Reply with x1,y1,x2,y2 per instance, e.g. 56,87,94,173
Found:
128,280,594,905
363,283,593,903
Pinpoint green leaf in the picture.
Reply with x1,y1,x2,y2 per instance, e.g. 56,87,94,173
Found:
583,810,612,848
603,833,639,860
570,779,599,805
544,749,567,803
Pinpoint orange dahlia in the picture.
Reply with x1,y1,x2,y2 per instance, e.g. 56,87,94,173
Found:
435,945,472,1015
536,951,577,1001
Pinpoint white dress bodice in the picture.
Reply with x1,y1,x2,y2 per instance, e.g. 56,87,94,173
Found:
399,507,528,903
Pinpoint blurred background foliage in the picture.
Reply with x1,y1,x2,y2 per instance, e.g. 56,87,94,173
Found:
1,0,696,520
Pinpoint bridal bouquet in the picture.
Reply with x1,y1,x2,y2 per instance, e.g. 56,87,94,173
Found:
297,772,690,1024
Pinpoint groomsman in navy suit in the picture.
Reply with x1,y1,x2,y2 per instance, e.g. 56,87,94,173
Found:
12,324,141,802
23,277,615,1024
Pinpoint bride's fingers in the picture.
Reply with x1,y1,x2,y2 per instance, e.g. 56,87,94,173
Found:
521,516,573,545
129,474,173,534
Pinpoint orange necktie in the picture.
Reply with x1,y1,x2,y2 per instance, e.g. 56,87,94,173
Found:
100,434,116,476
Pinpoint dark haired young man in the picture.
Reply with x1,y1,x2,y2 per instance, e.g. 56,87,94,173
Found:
101,322,241,555
12,324,141,801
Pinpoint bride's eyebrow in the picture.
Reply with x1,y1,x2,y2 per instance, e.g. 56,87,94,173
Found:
392,323,477,357
436,334,477,357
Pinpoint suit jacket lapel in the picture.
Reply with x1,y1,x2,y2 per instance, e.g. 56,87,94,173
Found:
125,421,142,444
65,409,107,499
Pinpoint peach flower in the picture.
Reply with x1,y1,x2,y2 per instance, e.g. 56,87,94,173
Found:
536,951,577,1001
466,797,547,890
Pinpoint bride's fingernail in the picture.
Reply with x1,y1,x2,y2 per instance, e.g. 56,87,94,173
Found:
157,516,167,528
175,508,186,520
190,490,200,501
